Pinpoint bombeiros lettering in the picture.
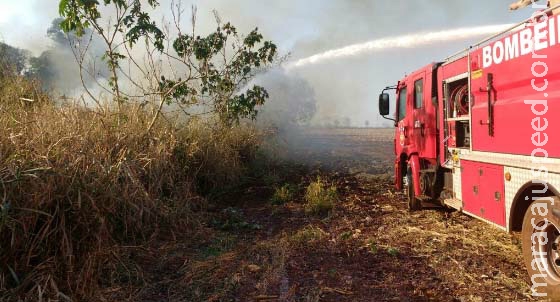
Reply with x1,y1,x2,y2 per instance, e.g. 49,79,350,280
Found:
483,14,559,68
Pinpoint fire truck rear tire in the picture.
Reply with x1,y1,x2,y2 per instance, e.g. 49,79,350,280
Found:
406,165,422,211
521,197,560,300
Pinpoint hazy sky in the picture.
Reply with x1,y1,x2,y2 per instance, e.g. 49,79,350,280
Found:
0,0,536,126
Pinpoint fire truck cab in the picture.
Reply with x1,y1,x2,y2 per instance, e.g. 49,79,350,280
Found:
379,10,560,296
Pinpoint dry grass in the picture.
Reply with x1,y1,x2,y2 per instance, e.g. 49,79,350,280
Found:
0,74,263,301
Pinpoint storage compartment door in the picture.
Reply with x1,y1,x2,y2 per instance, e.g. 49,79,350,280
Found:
460,161,506,227
479,165,506,227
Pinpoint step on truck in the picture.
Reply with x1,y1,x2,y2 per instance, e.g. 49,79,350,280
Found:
378,6,560,298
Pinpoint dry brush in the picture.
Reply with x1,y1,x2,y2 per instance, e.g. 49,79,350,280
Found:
0,74,262,301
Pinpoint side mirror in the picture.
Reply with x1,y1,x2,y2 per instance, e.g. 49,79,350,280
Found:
379,93,390,116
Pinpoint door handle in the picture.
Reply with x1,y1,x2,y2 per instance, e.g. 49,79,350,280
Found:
479,73,495,137
400,126,408,138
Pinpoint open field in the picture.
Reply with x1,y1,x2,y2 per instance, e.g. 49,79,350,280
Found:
118,128,535,302
280,128,395,175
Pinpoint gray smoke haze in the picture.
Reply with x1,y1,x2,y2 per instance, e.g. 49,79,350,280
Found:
254,69,316,128
33,18,108,95
0,0,532,126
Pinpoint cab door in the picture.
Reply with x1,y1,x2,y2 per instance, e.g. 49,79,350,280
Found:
395,84,411,156
411,74,427,155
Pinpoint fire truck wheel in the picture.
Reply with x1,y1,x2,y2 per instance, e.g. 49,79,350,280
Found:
521,197,560,299
406,165,422,211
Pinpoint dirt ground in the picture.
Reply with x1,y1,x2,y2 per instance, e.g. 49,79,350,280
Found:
112,128,542,302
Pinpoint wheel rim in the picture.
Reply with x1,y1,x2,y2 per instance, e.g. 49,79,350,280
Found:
533,219,560,284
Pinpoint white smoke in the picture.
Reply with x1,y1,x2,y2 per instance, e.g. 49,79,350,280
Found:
286,23,516,70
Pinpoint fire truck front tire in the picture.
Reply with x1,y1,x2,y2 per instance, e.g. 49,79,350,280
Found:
521,197,560,299
406,165,422,211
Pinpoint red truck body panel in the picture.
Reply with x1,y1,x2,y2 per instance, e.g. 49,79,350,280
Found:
469,15,560,157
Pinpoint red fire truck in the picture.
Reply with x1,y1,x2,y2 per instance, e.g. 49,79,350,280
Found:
379,8,560,296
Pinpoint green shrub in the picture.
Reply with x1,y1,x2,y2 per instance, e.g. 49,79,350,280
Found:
304,178,337,215
291,226,326,245
339,231,353,241
270,184,296,205
367,239,378,254
387,247,400,257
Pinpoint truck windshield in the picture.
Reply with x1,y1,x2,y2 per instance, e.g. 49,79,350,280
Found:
398,87,407,121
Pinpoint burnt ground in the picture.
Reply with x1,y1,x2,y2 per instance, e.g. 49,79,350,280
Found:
107,128,540,302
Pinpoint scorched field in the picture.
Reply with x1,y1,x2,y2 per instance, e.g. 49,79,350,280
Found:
123,128,534,302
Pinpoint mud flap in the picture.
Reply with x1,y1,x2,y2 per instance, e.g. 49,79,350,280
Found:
395,160,402,191
408,155,422,196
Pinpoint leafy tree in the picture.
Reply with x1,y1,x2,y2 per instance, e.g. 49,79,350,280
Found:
167,20,277,123
59,0,164,112
58,0,278,128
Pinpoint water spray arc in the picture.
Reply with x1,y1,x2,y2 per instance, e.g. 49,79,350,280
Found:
286,23,516,70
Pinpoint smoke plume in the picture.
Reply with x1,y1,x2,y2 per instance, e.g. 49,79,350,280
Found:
0,0,532,126
254,69,317,130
